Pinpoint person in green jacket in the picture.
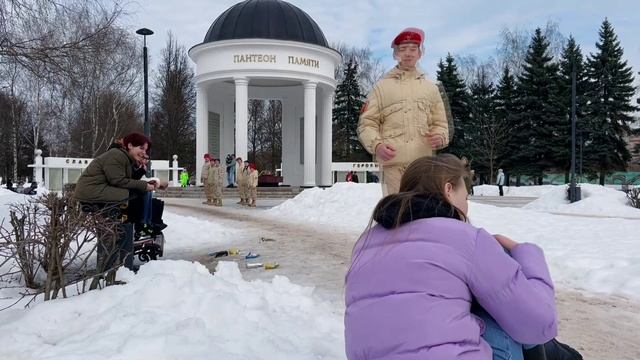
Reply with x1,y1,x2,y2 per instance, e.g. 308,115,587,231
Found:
75,133,156,204
179,171,189,188
75,132,159,271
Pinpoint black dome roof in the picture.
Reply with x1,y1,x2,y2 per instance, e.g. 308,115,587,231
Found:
203,0,329,48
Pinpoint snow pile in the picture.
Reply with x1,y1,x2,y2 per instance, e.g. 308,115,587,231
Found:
523,184,640,218
0,188,33,223
0,261,345,360
266,182,382,231
467,202,640,300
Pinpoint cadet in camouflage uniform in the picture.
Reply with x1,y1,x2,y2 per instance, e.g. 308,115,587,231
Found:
247,163,259,207
201,154,212,204
208,158,225,206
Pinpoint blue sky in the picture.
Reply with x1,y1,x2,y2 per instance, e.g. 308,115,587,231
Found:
125,0,639,88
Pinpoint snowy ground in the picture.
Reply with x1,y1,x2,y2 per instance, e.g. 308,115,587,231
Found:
0,184,639,359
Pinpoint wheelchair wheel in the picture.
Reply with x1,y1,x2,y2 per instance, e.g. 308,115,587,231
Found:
138,253,150,262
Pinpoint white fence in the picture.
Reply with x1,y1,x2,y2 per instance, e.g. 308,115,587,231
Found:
28,150,184,191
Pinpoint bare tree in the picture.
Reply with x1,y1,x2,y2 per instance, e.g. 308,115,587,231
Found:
332,42,384,94
261,100,282,172
497,20,566,76
247,99,266,164
0,0,123,78
63,24,142,157
150,32,196,171
0,0,138,175
455,54,500,86
466,68,509,183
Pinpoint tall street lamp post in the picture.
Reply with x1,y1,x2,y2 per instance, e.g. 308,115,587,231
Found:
569,59,581,202
136,27,153,177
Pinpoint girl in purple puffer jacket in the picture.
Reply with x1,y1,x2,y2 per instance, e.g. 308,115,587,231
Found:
344,154,558,360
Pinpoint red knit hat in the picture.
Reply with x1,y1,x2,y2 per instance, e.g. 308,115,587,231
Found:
391,27,425,48
204,153,211,160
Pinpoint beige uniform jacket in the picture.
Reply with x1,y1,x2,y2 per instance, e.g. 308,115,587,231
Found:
207,164,225,186
201,162,210,183
358,66,449,165
235,161,245,184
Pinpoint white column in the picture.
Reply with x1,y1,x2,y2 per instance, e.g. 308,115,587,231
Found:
234,77,249,162
319,90,333,186
171,155,179,187
196,83,209,185
34,149,44,185
44,157,50,189
303,81,317,187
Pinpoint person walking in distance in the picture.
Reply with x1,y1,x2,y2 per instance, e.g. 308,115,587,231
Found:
497,168,506,196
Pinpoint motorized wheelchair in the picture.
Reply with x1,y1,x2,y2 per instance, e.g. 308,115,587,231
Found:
131,196,166,262
79,194,166,269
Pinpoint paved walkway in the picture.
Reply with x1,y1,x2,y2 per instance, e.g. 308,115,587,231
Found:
468,195,537,207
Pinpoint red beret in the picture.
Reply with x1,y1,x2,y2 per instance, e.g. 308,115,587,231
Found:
391,27,425,47
204,153,211,159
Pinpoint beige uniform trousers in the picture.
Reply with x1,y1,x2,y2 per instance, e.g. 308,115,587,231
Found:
380,163,409,196
236,179,244,199
212,183,222,199
204,181,214,201
242,182,250,200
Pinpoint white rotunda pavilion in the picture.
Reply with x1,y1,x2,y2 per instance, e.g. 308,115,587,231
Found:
189,0,341,187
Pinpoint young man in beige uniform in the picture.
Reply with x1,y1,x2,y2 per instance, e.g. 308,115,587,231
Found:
358,27,449,195
241,162,251,206
207,158,225,206
201,154,212,204
247,163,259,207
235,157,246,205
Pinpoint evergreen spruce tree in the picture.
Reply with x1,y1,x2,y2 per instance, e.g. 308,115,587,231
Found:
466,68,504,184
494,65,519,183
436,54,471,157
514,28,565,183
333,58,366,161
558,36,588,182
583,19,639,184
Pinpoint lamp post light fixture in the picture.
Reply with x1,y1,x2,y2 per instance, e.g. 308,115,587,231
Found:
136,27,153,177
